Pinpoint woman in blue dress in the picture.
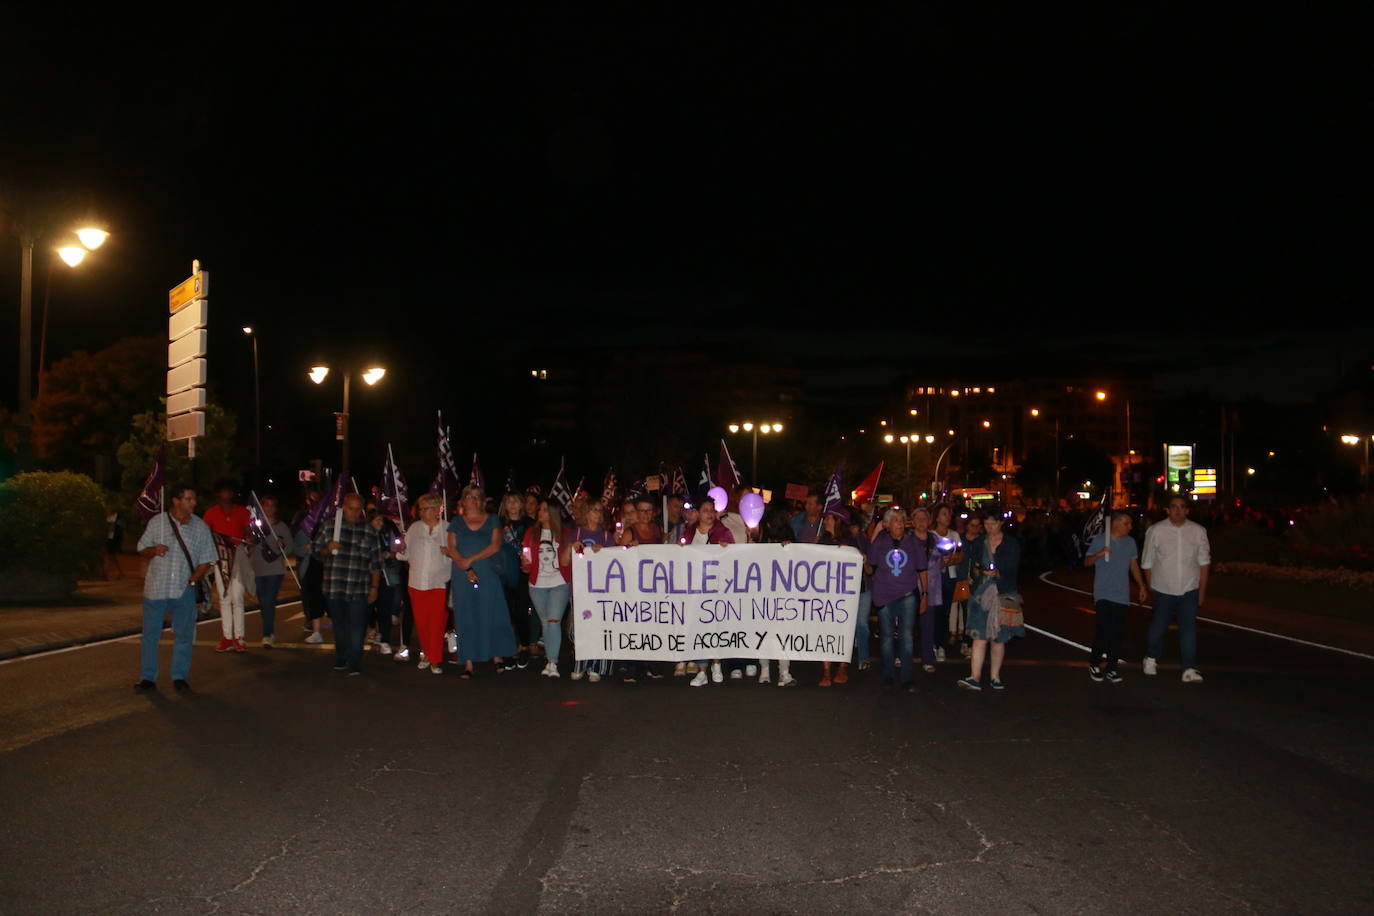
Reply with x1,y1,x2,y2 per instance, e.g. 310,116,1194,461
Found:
958,511,1025,691
447,485,516,678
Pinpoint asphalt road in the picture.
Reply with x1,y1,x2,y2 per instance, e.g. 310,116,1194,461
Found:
1,579,1372,915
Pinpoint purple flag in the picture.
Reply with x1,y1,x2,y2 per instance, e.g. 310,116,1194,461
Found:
430,411,461,505
819,464,845,538
670,466,689,499
601,469,617,508
301,476,343,540
381,443,409,523
247,490,281,563
134,444,166,522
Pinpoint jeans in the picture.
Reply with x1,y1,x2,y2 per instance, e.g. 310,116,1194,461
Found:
854,591,872,663
255,574,283,638
1091,599,1129,672
530,583,569,665
327,596,371,671
879,592,917,684
1147,589,1199,669
140,587,198,682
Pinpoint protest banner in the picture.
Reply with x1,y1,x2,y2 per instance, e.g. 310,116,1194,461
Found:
572,543,862,662
784,483,810,500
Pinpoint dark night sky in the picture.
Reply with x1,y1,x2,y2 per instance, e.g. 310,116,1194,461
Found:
2,4,1368,482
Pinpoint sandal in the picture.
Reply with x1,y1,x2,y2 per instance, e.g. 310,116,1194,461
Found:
458,668,473,680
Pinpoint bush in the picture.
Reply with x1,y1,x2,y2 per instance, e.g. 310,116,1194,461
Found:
0,471,107,579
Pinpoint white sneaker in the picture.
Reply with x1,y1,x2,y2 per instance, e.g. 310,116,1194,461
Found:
729,669,743,680
543,661,560,678
261,635,275,648
445,631,457,655
745,664,758,677
1181,668,1204,683
418,660,430,671
379,642,393,656
430,664,443,675
394,646,410,661
758,670,771,685
674,662,686,676
690,670,709,687
935,647,945,661
570,670,584,681
711,662,724,683
587,671,601,683
1143,657,1158,676
304,632,324,644
777,674,797,687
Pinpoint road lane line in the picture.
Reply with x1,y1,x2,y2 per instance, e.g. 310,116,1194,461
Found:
0,600,303,666
1038,571,1374,662
1023,624,1093,654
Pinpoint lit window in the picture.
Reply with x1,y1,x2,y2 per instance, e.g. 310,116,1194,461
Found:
972,387,981,394
988,387,995,393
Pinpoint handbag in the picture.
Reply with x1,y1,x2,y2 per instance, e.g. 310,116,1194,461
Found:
997,593,1024,628
167,515,211,604
952,579,971,603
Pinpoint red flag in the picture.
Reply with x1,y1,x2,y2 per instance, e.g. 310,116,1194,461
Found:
134,444,166,522
715,439,742,489
852,461,884,504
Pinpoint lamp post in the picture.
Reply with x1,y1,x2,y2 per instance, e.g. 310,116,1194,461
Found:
13,223,109,469
243,328,261,476
727,421,784,484
1342,434,1372,489
310,365,386,487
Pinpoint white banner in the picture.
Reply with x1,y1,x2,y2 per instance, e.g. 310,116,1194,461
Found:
572,543,862,662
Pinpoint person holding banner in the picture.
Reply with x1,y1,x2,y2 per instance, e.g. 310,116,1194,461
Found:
817,508,862,686
757,506,799,687
521,499,573,678
399,494,452,674
448,485,515,678
569,501,616,682
959,511,1024,691
249,496,295,648
867,508,926,693
612,500,640,546
685,499,735,688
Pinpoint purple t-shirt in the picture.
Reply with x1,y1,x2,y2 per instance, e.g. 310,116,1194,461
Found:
867,530,926,606
571,527,614,549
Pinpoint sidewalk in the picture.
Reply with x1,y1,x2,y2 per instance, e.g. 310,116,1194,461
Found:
1047,567,1374,656
0,555,301,660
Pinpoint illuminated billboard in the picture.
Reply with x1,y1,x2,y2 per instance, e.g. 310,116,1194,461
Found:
1165,444,1194,493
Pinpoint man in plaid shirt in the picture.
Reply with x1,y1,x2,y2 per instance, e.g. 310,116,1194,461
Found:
313,492,381,675
135,483,216,692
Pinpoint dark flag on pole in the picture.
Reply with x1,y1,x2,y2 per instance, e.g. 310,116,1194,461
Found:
602,469,618,508
821,464,845,521
699,454,712,494
504,467,516,496
670,466,689,499
715,439,742,489
469,452,485,492
246,490,281,563
135,444,166,522
549,458,575,521
1077,490,1112,557
301,476,344,540
430,411,461,505
381,443,409,523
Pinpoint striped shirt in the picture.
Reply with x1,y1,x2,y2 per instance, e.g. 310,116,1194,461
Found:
138,512,217,600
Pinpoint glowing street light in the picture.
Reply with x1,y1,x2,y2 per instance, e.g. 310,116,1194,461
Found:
75,227,109,250
727,420,785,484
362,367,386,385
309,366,330,384
310,364,388,484
1095,390,1107,401
56,246,86,267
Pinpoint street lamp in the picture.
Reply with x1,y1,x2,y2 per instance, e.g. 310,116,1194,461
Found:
310,364,387,485
884,433,927,506
1342,434,1371,489
243,328,261,477
727,421,783,484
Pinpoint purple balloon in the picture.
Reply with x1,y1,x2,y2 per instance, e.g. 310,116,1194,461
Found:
740,492,765,528
708,486,729,514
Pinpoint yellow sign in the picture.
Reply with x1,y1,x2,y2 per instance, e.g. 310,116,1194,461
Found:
1194,467,1217,495
168,270,209,313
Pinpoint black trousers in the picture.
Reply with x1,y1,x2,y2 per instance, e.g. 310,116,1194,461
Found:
1091,599,1129,671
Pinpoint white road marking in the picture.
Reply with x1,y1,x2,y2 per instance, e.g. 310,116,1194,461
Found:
1038,571,1374,662
0,600,303,666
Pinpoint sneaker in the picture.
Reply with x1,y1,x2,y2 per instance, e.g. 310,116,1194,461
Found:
234,638,247,653
857,661,871,671
379,642,393,656
729,669,743,681
990,678,1005,690
570,670,584,681
674,662,686,677
366,629,380,645
430,664,443,675
1143,656,1158,676
935,647,946,662
262,635,275,649
173,679,191,691
711,662,724,683
348,670,362,677
758,670,771,685
777,674,797,687
134,679,156,692
394,646,411,661
332,663,349,671
922,664,937,673
1088,663,1104,682
1105,670,1124,684
419,652,428,664
543,661,561,678
305,632,324,644
418,660,430,671
1181,668,1204,683
957,677,982,691
685,662,700,674
215,637,234,653
643,667,663,680
516,649,530,670
587,671,601,683
895,658,902,668
690,670,709,687
745,665,758,677
621,672,638,684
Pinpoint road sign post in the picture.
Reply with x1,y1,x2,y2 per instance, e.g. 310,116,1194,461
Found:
167,261,209,457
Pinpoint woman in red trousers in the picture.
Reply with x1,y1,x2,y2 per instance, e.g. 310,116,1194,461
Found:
398,494,453,674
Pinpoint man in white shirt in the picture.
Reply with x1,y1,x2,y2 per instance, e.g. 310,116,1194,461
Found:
1140,496,1210,683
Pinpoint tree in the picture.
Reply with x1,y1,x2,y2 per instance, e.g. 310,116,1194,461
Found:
1015,439,1114,505
31,336,164,482
117,403,239,532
